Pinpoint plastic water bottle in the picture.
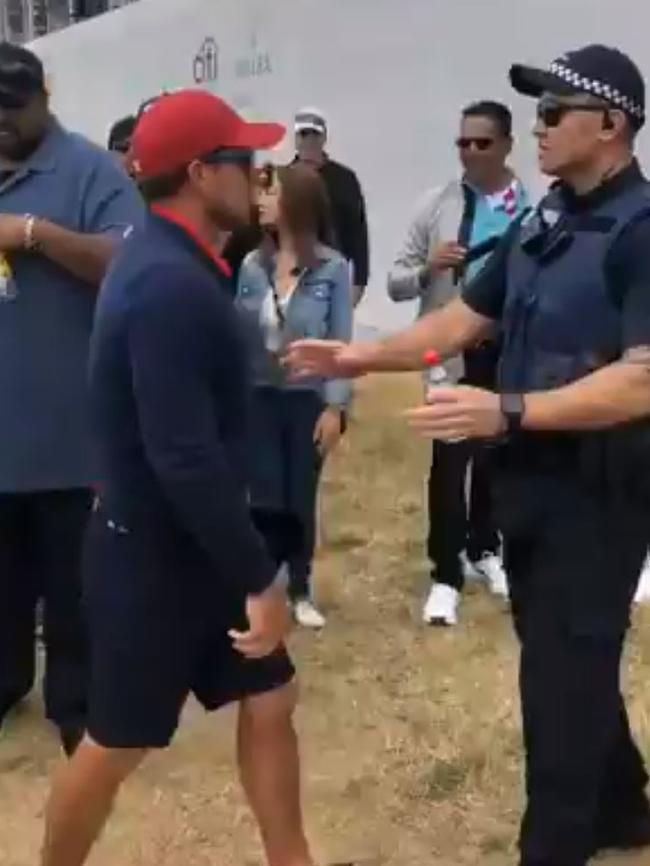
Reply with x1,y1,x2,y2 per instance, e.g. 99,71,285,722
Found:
423,349,466,442
423,349,451,395
0,255,17,302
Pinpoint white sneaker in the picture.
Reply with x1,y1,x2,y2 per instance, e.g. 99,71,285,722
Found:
474,553,509,598
460,550,484,583
422,583,460,626
634,553,650,604
294,599,326,629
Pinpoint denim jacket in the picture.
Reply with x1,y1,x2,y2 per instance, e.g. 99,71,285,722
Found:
235,244,353,406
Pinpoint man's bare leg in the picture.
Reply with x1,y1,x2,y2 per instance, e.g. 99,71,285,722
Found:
41,736,146,866
238,681,313,866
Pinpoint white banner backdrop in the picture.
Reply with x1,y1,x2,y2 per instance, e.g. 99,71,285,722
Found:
31,0,650,331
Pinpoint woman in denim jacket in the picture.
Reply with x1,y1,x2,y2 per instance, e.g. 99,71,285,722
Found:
236,164,352,628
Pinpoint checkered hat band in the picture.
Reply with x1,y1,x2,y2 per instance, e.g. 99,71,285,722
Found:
548,61,644,119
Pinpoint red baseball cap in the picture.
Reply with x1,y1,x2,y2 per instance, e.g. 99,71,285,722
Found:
130,89,285,181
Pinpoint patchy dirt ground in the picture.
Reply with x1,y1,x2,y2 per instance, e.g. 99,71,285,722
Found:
1,375,649,866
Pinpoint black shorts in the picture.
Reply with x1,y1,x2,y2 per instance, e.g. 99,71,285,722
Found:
83,509,294,749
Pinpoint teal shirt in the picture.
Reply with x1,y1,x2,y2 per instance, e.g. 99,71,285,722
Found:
466,181,529,281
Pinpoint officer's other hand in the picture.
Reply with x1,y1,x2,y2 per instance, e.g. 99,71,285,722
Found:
229,580,291,659
405,385,506,441
429,241,467,275
0,214,28,252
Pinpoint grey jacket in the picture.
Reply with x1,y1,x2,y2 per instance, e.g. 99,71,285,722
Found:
387,181,470,380
387,179,532,381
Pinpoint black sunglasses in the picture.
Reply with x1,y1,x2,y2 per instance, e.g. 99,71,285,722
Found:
110,139,131,155
0,88,31,110
0,62,42,110
456,137,495,151
200,148,254,170
536,97,608,128
257,162,276,190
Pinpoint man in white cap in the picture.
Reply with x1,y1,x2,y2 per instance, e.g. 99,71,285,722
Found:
294,106,369,306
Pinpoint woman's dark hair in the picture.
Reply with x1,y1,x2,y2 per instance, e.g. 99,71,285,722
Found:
267,163,334,246
462,100,513,138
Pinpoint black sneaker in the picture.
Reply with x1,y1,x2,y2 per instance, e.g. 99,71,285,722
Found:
593,808,650,854
60,726,84,757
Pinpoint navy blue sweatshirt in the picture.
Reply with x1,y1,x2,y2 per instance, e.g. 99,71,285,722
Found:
89,212,275,596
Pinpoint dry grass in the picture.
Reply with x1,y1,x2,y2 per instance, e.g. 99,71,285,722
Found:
1,375,650,865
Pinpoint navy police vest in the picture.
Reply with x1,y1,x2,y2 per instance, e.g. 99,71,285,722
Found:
498,180,650,393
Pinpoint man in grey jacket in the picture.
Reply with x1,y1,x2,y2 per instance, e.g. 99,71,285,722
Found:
388,100,529,626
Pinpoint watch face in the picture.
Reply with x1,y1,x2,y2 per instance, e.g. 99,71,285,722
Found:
503,393,522,413
501,393,524,433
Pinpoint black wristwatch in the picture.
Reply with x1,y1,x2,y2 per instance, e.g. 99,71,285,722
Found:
499,393,525,437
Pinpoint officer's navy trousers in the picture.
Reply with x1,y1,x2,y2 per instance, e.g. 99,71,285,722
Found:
495,461,648,866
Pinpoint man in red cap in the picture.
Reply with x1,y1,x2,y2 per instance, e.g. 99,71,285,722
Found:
40,90,314,866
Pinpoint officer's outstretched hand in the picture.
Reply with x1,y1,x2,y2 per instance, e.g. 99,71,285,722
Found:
284,339,371,380
405,385,506,441
229,581,291,660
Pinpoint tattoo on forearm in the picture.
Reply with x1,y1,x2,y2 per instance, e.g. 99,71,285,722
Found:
622,345,650,374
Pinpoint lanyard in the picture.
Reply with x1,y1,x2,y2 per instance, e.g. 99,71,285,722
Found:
269,264,307,330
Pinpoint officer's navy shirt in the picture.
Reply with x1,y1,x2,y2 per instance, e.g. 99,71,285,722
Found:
89,212,275,596
464,161,650,353
0,120,143,492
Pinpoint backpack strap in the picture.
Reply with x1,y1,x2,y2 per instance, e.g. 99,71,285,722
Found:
454,183,477,285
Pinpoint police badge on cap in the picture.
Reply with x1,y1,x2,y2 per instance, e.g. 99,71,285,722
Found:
510,44,646,129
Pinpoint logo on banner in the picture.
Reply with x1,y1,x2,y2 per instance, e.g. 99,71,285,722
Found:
235,31,273,80
193,38,219,84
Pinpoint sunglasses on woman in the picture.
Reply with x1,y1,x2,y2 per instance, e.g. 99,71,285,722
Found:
257,162,277,190
455,137,495,151
536,96,609,128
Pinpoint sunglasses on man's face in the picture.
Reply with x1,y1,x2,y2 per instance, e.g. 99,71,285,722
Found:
456,137,495,152
200,148,254,172
111,140,131,155
536,97,608,128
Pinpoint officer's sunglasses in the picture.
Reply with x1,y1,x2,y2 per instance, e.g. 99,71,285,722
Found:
456,137,495,151
536,96,609,128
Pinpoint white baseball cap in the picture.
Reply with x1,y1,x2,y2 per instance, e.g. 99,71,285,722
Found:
294,106,327,135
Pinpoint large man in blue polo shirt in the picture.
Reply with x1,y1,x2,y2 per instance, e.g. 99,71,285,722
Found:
0,43,142,753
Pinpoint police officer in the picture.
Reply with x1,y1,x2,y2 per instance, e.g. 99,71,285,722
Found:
286,44,650,866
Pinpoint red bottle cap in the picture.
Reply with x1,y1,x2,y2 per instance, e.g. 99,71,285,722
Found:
423,350,442,367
